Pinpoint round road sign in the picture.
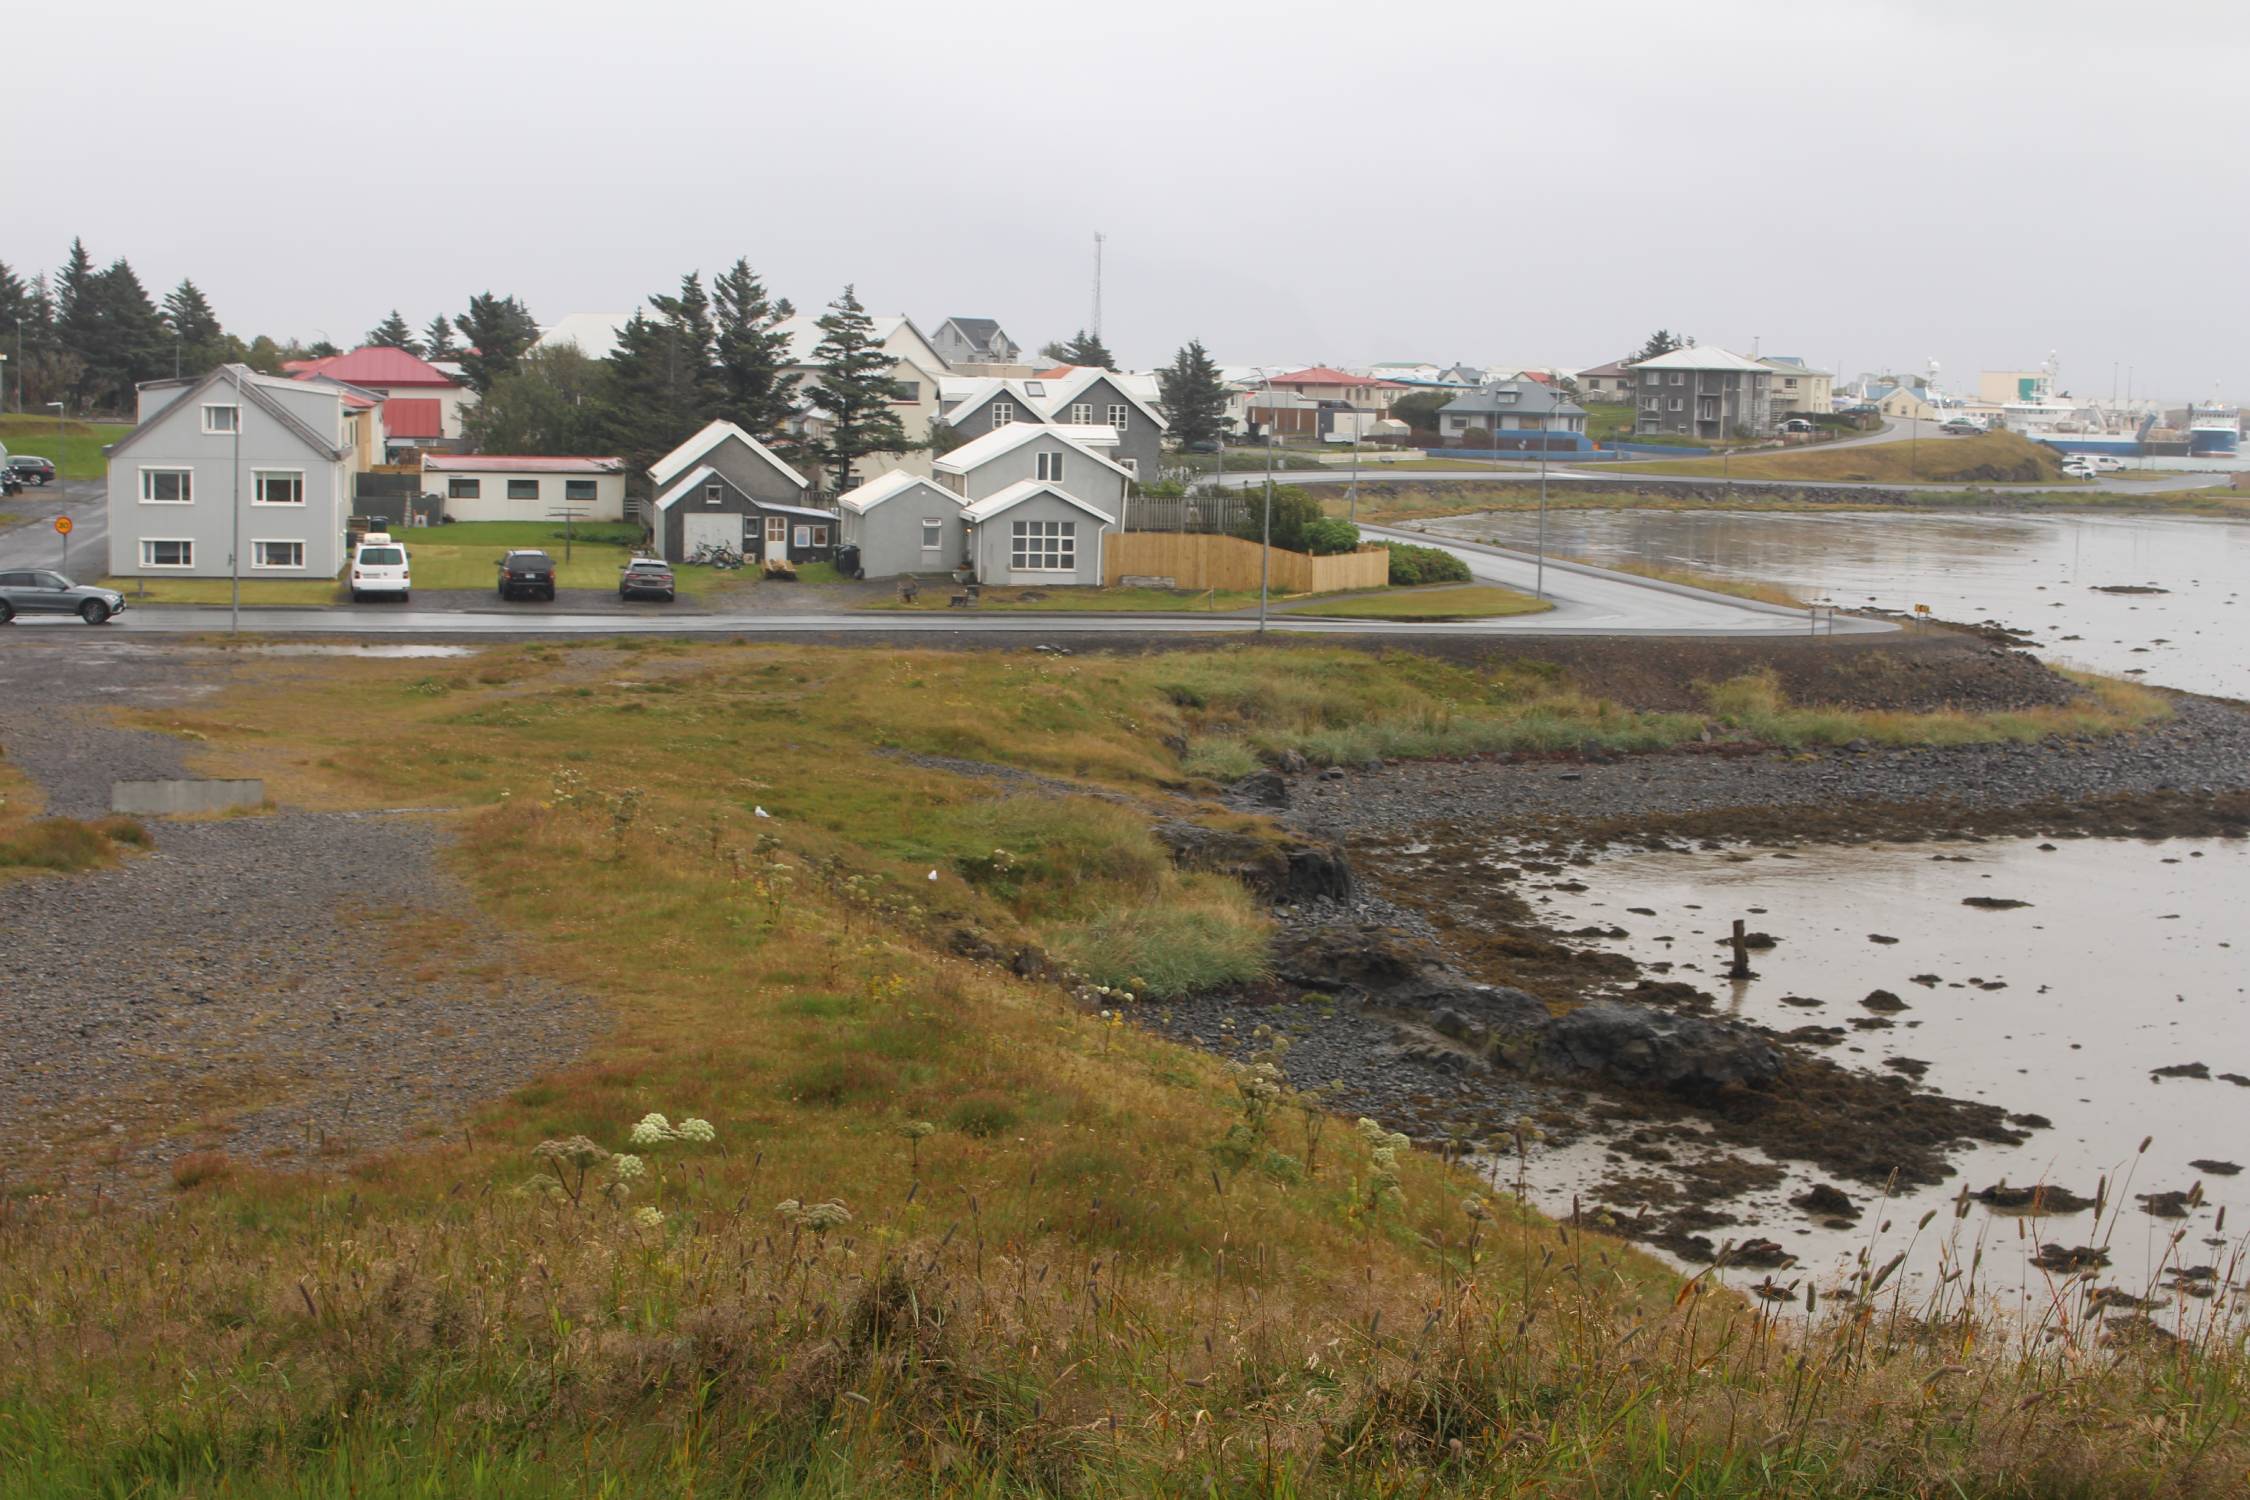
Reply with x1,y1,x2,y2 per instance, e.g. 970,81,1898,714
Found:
53,515,72,536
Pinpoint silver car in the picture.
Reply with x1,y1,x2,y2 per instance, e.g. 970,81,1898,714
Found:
0,570,128,625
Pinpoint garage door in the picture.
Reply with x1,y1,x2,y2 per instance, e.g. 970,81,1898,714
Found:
682,513,743,556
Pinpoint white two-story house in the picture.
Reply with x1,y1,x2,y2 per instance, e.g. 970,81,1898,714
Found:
105,365,361,582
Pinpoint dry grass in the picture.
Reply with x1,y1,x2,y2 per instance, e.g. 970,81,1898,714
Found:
1609,430,2065,484
0,643,2234,1493
1295,584,1553,620
0,813,148,875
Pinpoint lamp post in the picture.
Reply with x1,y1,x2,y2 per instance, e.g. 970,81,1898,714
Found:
1536,387,1560,600
1254,367,1277,634
230,366,243,633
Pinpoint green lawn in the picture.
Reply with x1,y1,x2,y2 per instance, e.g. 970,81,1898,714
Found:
1292,583,1551,620
97,576,343,607
0,414,135,481
866,583,1266,613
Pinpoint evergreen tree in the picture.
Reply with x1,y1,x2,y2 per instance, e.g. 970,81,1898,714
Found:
81,258,170,410
242,335,287,375
0,261,36,341
647,271,722,417
54,239,97,340
804,285,908,496
452,292,539,393
366,308,421,353
1156,338,1228,449
1037,338,1073,363
711,258,794,441
1634,329,1688,361
602,310,714,478
422,315,459,360
162,279,227,377
306,339,341,358
1060,329,1117,371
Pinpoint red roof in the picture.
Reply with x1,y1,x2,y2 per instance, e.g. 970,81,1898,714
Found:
1034,364,1079,380
1269,366,1408,389
382,398,444,439
421,455,624,474
340,392,378,410
293,345,458,388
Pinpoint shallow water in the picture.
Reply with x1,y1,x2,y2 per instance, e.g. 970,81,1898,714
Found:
1423,510,2250,698
1518,835,2250,1310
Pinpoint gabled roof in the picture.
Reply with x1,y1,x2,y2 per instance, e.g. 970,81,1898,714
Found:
937,316,1011,353
382,398,445,439
961,479,1116,527
107,364,348,464
289,345,460,388
938,377,1047,425
836,470,962,515
1441,381,1586,417
934,422,1134,481
774,312,944,376
1574,359,1639,380
648,419,810,491
652,462,835,515
1629,346,1771,374
1036,367,1170,430
1267,366,1406,389
1759,355,1832,377
424,454,624,473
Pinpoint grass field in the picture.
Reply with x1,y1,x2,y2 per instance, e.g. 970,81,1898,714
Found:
868,582,1266,612
95,575,344,606
1293,583,1551,620
0,642,2226,1494
360,522,726,598
1610,429,2067,484
0,413,134,481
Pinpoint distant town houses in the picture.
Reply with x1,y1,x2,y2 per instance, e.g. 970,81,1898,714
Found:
1628,347,1776,439
935,367,1167,485
644,420,834,567
422,455,628,523
1759,356,1834,417
929,317,1023,370
283,345,474,456
1238,366,1408,441
1437,381,1588,448
1573,359,1639,403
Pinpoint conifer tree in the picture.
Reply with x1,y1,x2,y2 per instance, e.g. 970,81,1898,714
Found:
162,278,227,378
366,308,420,353
711,258,795,441
1060,328,1117,371
1157,338,1229,449
804,285,908,496
452,292,539,393
422,315,459,359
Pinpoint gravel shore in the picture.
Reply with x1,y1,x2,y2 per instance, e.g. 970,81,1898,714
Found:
0,639,598,1193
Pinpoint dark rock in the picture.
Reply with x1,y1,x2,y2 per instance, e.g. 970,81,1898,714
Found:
1884,1056,1931,1079
1725,1238,1795,1268
1860,989,1910,1012
2137,1189,2202,1219
1274,748,1308,774
2189,1159,2242,1176
947,926,1003,962
1973,1183,2094,1214
2031,1244,2110,1272
1713,930,1780,950
1227,770,1289,808
1508,1001,1785,1098
1009,946,1049,979
2151,1061,2211,1080
1793,1183,1858,1218
1962,896,2032,910
1867,933,1900,944
1319,767,1347,781
1153,821,1352,902
1272,923,1545,1034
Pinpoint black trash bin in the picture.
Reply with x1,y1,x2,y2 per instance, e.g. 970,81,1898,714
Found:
838,544,863,580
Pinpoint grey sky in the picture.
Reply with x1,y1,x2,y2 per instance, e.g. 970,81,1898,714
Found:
6,0,2240,399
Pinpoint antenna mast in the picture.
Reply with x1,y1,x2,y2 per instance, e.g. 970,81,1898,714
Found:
1091,231,1105,338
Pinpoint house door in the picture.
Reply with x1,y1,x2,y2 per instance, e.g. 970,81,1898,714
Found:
683,513,742,557
765,515,788,557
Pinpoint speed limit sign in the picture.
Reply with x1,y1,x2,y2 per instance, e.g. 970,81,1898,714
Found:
53,515,72,536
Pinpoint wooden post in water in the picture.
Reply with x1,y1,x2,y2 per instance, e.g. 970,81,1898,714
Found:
1728,919,1753,980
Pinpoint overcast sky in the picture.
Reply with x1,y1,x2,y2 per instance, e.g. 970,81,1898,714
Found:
5,0,2239,399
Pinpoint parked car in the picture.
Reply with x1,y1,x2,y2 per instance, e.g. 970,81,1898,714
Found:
0,569,127,625
1778,418,1815,434
2059,456,2098,479
6,455,57,485
617,557,676,602
348,533,411,603
2089,454,2126,472
496,549,557,601
1182,439,1223,454
1940,417,1984,434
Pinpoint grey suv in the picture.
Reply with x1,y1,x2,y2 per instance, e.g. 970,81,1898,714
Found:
0,570,128,625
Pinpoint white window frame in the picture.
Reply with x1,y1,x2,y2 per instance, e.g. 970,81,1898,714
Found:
1009,518,1076,573
447,476,481,499
1669,372,1684,385
1036,451,1065,483
252,468,305,506
990,401,1015,428
505,478,540,501
140,538,195,569
1069,402,1093,424
251,539,306,570
1120,457,1138,476
1668,397,1684,412
812,524,829,546
704,482,724,506
793,525,811,548
920,518,944,551
201,403,240,434
765,515,787,546
140,467,194,504
563,478,597,502
1107,403,1129,431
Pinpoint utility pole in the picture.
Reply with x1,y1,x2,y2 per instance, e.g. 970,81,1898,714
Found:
230,366,243,633
1091,231,1105,339
1254,369,1275,634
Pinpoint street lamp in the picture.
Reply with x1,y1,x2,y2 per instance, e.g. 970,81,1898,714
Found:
230,367,243,633
1250,367,1278,634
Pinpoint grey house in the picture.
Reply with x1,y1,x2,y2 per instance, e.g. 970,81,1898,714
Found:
105,364,358,582
651,464,838,566
1629,348,1775,439
938,371,1166,487
645,420,827,563
935,423,1132,509
961,481,1114,588
1437,382,1588,448
929,317,1020,367
836,470,967,579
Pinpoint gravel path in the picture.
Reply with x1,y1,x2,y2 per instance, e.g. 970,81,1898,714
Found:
0,639,599,1191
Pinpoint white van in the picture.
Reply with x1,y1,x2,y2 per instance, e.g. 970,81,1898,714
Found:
349,533,411,603
2059,456,2097,479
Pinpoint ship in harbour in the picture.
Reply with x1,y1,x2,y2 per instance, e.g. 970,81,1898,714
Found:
2188,399,2240,457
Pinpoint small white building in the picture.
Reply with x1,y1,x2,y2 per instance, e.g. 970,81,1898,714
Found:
422,455,628,523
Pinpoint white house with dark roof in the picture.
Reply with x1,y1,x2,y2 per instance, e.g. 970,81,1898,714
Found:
1437,382,1588,450
835,469,969,579
104,365,361,583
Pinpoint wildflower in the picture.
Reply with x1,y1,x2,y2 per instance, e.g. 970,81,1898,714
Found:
628,1113,674,1146
532,1135,609,1170
898,1121,936,1142
1461,1197,1492,1222
633,1206,666,1230
675,1117,716,1143
611,1153,646,1180
777,1199,853,1233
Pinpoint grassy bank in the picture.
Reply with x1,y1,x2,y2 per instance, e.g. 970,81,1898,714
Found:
1294,583,1552,620
96,575,343,606
0,642,2228,1494
0,413,135,481
1610,430,2065,484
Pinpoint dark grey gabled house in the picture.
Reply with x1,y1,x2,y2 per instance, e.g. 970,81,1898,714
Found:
929,317,1021,367
1437,381,1588,451
645,420,835,564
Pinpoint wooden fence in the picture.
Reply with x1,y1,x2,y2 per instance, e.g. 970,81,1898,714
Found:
1103,533,1389,593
